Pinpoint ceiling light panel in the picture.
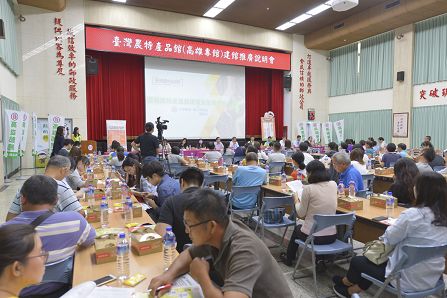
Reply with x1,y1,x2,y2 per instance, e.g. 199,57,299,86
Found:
306,4,331,16
203,7,223,18
112,0,127,3
214,0,236,9
276,22,296,31
290,14,312,24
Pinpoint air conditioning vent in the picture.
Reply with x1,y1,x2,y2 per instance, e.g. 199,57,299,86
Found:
385,0,400,9
334,22,345,30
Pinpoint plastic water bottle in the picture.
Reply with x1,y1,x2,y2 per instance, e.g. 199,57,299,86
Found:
86,167,94,181
367,160,372,170
386,191,395,219
124,196,133,224
264,165,270,184
100,197,109,228
338,182,345,197
349,181,356,197
163,227,177,270
281,173,287,192
121,183,128,202
116,233,130,281
87,185,95,207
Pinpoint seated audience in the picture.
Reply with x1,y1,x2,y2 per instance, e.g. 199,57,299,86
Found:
155,168,204,252
6,156,83,221
283,140,294,156
159,139,172,156
253,141,268,161
149,189,294,298
265,136,273,147
110,140,121,153
66,155,90,190
231,153,266,209
279,136,286,148
68,145,82,161
204,142,222,163
109,146,126,168
293,135,302,148
214,137,224,153
233,143,246,157
240,145,258,166
57,139,74,157
196,139,205,149
397,143,408,158
378,137,387,151
333,172,447,297
281,160,337,266
381,143,401,168
352,144,369,164
416,148,435,174
223,141,234,156
0,224,46,298
327,142,339,157
332,152,364,192
180,138,189,149
389,158,419,206
167,146,188,166
365,141,375,156
350,149,368,175
421,141,446,169
290,152,307,181
421,135,432,146
4,175,95,296
229,137,239,151
299,142,314,165
247,136,256,146
122,157,155,198
267,142,286,164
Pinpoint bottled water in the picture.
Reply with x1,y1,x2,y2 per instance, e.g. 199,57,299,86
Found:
121,183,128,202
86,167,94,181
116,233,130,281
367,160,372,170
386,191,395,219
124,196,133,224
281,173,287,192
338,182,345,197
264,165,269,184
100,197,109,228
163,227,177,270
348,181,356,197
87,185,95,207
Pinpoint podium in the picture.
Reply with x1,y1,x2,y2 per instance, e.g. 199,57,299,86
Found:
81,140,97,155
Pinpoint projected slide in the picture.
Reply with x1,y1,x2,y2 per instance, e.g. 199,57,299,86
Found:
145,57,245,139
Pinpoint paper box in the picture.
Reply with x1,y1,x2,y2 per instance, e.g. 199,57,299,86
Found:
269,176,293,186
338,197,364,211
370,195,398,209
210,161,218,169
130,226,162,256
94,189,106,200
213,166,226,174
96,180,105,190
94,235,117,264
375,168,394,175
111,179,121,190
228,165,238,174
86,206,100,223
111,189,121,201
133,203,143,218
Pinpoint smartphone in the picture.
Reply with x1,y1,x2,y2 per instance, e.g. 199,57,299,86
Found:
94,274,116,286
372,216,388,222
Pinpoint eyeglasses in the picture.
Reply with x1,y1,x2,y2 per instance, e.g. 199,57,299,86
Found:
183,219,211,231
26,250,49,263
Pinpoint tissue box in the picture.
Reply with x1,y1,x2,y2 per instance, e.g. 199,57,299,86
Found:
213,166,226,174
338,197,363,211
94,235,117,264
133,203,143,218
370,195,398,209
86,206,100,223
111,189,121,200
269,176,293,186
130,226,163,256
94,189,106,200
375,168,394,175
111,179,121,190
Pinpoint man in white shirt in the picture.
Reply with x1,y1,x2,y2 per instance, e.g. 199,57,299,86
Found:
214,137,224,153
267,142,286,163
279,136,286,148
299,142,314,165
292,135,302,148
229,137,239,150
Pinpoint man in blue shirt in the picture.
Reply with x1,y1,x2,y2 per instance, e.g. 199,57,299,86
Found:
332,152,364,192
231,152,266,209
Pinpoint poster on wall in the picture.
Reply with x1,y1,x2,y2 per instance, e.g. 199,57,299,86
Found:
4,110,23,158
106,120,127,150
413,81,447,107
322,122,333,144
310,122,321,144
35,118,50,168
393,113,408,138
261,117,276,140
297,122,307,141
334,120,344,143
48,114,65,154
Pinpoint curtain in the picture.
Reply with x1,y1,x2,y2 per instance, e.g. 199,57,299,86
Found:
329,110,392,143
0,0,20,75
412,106,447,149
86,50,145,140
413,13,447,85
329,31,394,96
1,96,20,177
245,67,283,138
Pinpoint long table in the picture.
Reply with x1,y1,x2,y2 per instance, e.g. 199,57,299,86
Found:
72,198,164,292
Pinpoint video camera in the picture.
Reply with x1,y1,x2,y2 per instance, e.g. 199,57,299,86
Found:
156,117,169,140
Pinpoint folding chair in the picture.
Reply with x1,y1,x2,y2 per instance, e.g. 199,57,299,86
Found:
362,243,447,298
292,213,356,298
251,196,296,248
169,163,188,178
233,156,244,165
433,166,446,172
228,185,262,223
203,174,229,194
222,154,234,166
268,161,285,174
362,173,374,191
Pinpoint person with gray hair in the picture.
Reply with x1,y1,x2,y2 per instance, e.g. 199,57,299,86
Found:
6,155,83,221
331,152,364,193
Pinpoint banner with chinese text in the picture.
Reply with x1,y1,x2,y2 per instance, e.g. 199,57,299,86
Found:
297,122,307,141
4,110,23,158
18,112,30,156
48,115,65,154
310,122,321,144
32,113,38,156
334,120,344,143
106,120,127,150
322,122,333,144
413,81,447,107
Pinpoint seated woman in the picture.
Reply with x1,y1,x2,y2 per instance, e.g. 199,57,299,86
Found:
109,140,121,154
0,224,46,298
349,148,368,175
290,152,307,181
109,146,126,176
283,139,295,156
179,138,189,149
167,146,188,166
332,171,447,297
389,158,419,206
280,160,337,266
66,155,90,190
223,141,235,156
122,157,157,197
159,139,172,156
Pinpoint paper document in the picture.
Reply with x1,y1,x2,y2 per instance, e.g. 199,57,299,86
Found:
286,180,304,198
86,286,134,298
164,274,204,298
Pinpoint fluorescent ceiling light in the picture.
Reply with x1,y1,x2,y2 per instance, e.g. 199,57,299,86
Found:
276,22,296,31
214,0,235,9
290,14,312,24
112,0,127,3
306,4,331,16
325,0,335,5
204,7,223,18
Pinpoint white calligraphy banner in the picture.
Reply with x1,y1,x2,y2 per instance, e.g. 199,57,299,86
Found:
19,112,30,156
32,113,38,155
310,122,321,144
4,110,23,158
322,122,333,144
297,122,307,141
48,114,65,153
334,120,344,143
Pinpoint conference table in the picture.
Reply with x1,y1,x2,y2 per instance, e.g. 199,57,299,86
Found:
72,198,165,292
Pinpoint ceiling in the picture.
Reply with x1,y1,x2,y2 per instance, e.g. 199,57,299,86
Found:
94,0,388,35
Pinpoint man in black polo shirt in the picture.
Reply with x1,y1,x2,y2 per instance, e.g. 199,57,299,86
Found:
154,167,204,252
131,122,160,164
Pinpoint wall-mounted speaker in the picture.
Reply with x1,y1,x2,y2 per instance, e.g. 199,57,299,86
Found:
0,19,5,39
86,57,98,75
284,75,291,90
397,71,404,82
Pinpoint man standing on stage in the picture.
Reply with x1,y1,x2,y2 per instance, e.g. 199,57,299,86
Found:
131,122,160,164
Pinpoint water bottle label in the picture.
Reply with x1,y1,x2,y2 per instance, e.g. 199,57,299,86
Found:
117,244,129,254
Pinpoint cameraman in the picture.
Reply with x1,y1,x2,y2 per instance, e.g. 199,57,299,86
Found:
131,122,160,164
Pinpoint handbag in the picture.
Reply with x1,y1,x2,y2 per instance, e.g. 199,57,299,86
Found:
263,208,285,224
363,240,394,265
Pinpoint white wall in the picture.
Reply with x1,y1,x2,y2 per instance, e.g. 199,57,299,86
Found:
17,0,87,168
328,89,393,114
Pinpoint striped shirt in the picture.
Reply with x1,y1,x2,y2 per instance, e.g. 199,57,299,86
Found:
3,210,95,265
8,178,83,214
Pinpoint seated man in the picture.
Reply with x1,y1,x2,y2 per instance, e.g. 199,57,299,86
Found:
381,143,401,168
155,167,204,252
231,152,266,209
204,142,222,163
6,155,83,221
332,152,364,193
421,141,445,169
266,142,286,164
3,175,95,296
167,146,188,166
57,139,74,156
298,142,314,165
142,161,181,221
149,189,294,298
